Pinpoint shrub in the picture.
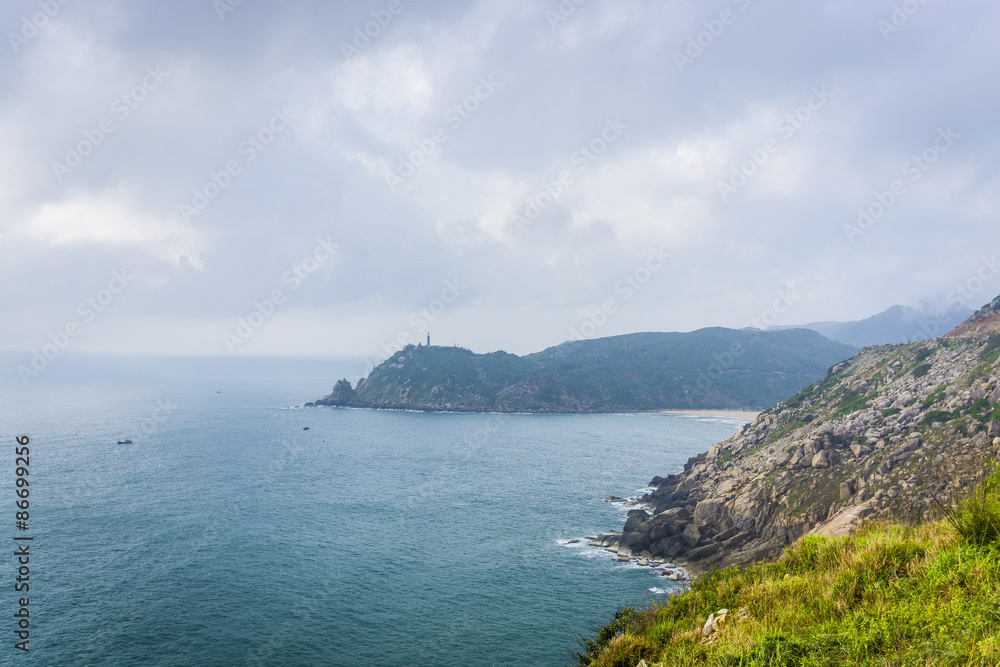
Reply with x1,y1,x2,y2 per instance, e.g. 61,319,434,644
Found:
951,469,1000,546
589,634,658,667
577,608,644,665
922,410,953,427
833,390,875,418
921,388,946,410
982,334,1000,361
911,363,932,378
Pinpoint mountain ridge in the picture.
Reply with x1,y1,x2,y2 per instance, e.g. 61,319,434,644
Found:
307,328,858,413
767,302,973,347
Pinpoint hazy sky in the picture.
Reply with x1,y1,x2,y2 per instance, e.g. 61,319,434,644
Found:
3,0,999,366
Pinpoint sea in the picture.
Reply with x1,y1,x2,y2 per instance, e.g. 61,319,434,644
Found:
2,355,747,666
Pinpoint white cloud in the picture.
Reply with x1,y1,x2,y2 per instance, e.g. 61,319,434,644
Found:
2,0,999,356
18,188,206,267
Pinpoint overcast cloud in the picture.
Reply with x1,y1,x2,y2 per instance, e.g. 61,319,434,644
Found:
2,0,999,366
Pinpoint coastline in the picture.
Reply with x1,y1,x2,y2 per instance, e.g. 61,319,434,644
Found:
308,403,760,419
656,409,759,420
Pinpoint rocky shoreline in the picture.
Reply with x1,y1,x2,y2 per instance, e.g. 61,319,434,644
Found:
565,529,692,583
601,296,1000,575
586,495,693,582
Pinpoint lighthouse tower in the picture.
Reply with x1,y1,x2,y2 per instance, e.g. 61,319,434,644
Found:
427,332,431,346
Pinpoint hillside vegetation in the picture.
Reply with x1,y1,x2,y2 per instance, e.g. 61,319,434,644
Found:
599,298,1000,573
579,295,1000,666
308,328,857,412
578,476,1000,666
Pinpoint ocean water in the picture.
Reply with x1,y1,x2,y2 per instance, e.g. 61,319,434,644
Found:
2,356,746,666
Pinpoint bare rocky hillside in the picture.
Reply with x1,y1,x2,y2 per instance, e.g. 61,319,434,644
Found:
594,295,1000,572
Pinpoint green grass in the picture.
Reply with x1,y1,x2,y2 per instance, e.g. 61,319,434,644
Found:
763,420,809,446
831,389,876,418
919,396,999,428
922,409,955,427
921,388,947,410
982,334,1000,362
577,470,1000,667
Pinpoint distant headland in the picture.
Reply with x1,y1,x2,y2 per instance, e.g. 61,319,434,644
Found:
306,328,857,413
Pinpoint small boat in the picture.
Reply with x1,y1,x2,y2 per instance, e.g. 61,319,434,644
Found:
117,439,133,444
303,427,310,430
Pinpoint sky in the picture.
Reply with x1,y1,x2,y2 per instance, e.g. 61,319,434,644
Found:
2,0,1000,370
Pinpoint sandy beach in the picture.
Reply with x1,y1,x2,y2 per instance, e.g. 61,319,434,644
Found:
656,409,759,420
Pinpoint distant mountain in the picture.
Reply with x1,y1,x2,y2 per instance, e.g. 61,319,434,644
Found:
768,303,972,348
307,328,857,413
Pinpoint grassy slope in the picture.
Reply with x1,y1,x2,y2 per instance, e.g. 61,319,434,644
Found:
578,475,1000,667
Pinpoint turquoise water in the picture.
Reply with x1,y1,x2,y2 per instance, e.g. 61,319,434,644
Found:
2,356,745,666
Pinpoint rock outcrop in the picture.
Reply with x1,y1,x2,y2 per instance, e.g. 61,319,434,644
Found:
608,295,1000,572
946,294,1000,338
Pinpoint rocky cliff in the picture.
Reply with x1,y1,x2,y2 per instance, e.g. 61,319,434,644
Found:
598,295,1000,572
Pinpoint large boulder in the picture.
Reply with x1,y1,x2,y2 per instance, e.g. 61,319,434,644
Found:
811,450,837,469
648,523,669,542
681,523,704,547
683,542,719,561
618,530,651,551
623,509,650,532
809,502,874,538
692,498,726,527
849,443,872,457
